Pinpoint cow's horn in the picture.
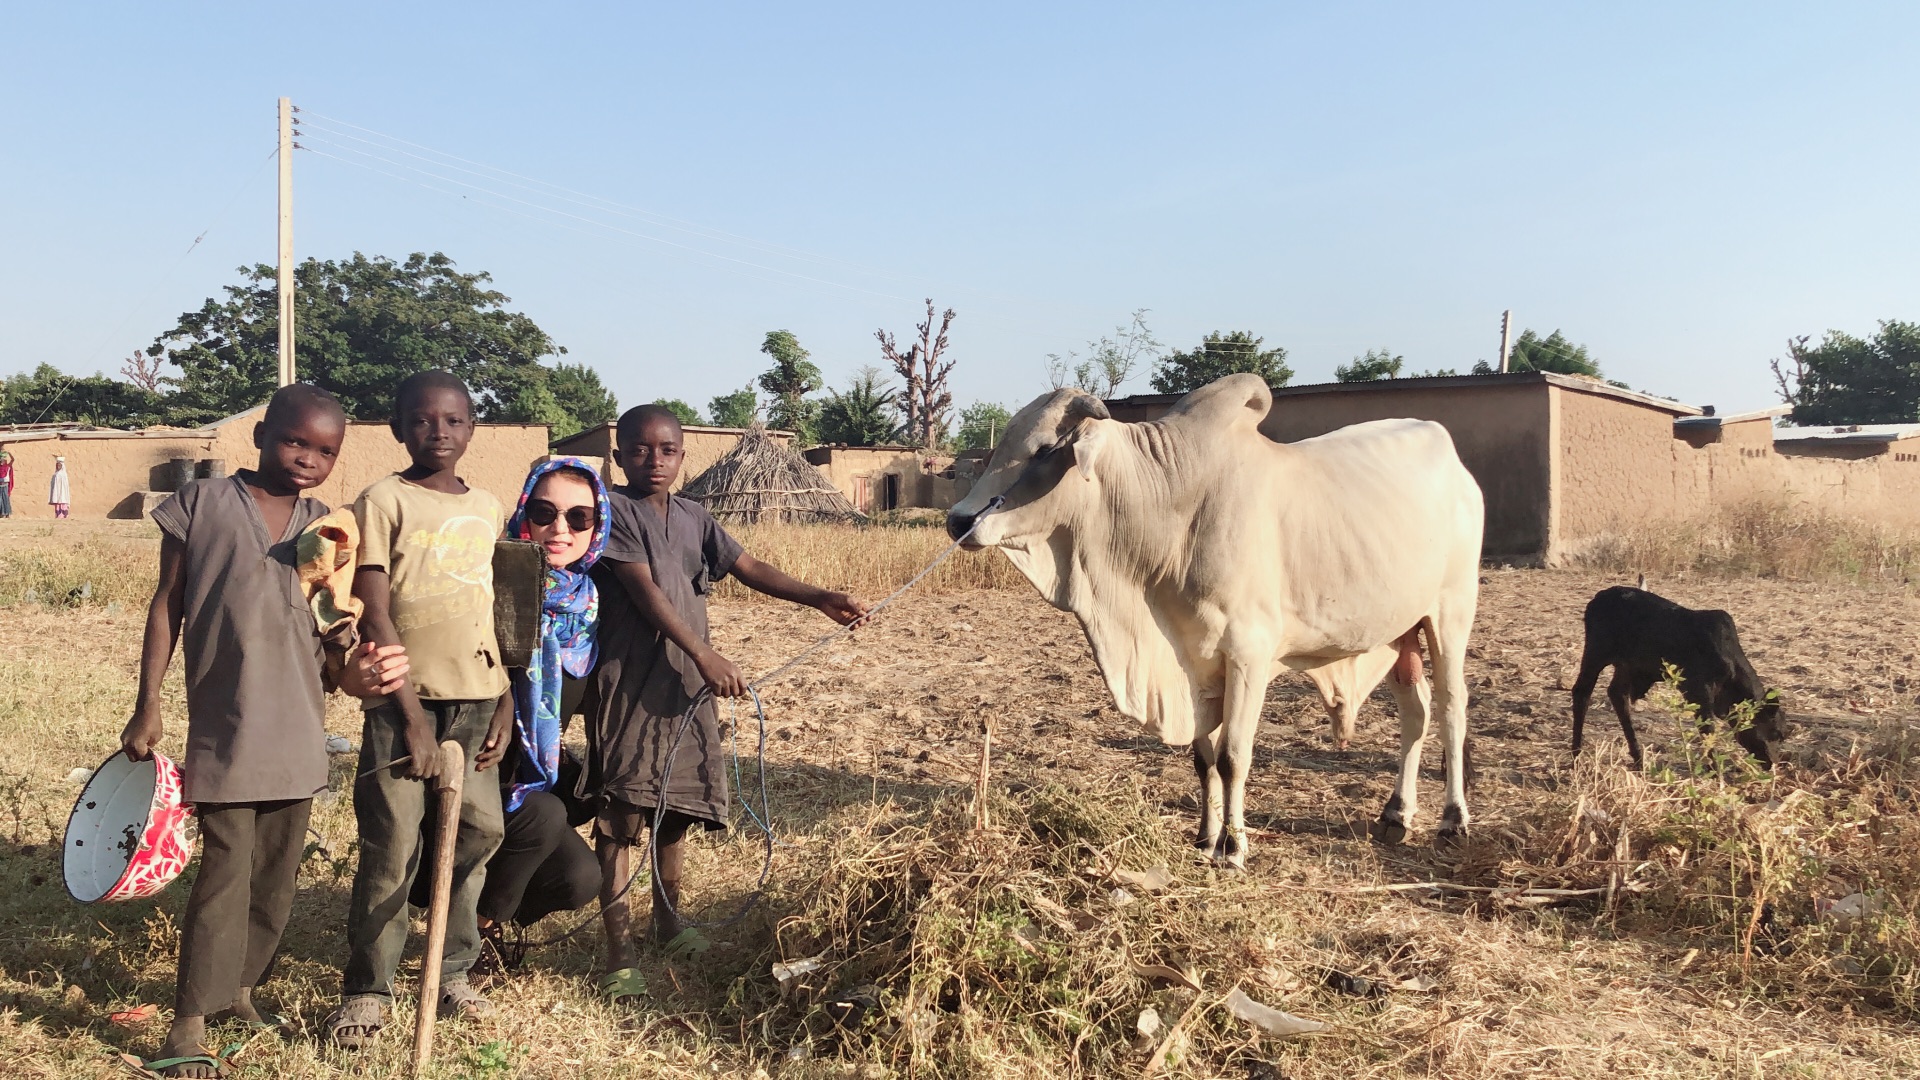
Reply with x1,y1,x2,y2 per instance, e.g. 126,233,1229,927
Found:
1063,394,1110,422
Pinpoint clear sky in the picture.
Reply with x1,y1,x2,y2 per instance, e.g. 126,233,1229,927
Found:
2,3,1915,417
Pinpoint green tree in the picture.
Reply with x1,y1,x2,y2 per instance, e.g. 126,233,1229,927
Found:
1149,331,1293,395
816,368,902,446
147,252,585,426
1772,321,1920,425
650,398,704,427
1473,328,1602,377
707,385,758,428
756,330,823,443
0,363,167,428
1335,348,1406,383
547,362,619,438
957,401,1012,451
1046,309,1162,397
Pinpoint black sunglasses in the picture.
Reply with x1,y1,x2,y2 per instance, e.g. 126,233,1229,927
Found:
525,499,597,532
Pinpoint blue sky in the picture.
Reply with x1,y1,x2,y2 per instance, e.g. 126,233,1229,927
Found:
2,3,1915,418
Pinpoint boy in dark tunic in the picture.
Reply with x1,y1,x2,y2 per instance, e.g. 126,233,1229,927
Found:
120,385,409,1078
588,404,868,997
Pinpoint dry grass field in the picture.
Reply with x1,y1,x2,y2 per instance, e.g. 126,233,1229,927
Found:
2,517,1919,1078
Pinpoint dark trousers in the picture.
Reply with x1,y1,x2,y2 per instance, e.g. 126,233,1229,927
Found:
411,790,599,926
174,799,312,1016
344,699,504,1000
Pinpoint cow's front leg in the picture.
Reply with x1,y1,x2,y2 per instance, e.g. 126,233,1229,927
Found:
1215,656,1270,870
1190,737,1223,856
1189,690,1225,858
1372,662,1432,846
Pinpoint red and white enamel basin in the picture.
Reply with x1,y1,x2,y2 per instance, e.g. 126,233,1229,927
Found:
63,752,194,903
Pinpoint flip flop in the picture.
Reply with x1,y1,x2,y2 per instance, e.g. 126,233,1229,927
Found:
597,967,649,1005
116,1041,244,1078
662,927,712,959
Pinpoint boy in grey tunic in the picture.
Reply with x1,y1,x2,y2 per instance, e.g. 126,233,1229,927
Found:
587,405,868,992
120,385,408,1078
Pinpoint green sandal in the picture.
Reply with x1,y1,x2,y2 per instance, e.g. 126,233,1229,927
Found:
598,967,649,1005
662,927,712,959
116,1041,243,1078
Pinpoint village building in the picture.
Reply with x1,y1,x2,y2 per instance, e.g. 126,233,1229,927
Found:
0,406,550,520
801,444,963,515
1107,372,1920,564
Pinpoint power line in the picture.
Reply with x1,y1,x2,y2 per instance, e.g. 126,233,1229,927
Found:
300,138,917,302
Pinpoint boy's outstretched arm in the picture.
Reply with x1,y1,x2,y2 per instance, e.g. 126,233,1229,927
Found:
607,560,748,697
353,566,442,781
730,553,870,627
121,535,187,760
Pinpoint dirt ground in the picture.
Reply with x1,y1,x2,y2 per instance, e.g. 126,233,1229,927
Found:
723,566,1917,851
2,560,1918,1077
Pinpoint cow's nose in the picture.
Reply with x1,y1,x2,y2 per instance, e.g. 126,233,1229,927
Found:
946,510,976,541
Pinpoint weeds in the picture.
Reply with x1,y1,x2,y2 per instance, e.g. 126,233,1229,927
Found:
1574,498,1920,582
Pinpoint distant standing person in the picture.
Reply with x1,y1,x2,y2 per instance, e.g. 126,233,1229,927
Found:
0,449,14,517
49,455,71,518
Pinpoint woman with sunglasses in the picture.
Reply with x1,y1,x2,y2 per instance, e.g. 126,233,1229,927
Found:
415,457,610,972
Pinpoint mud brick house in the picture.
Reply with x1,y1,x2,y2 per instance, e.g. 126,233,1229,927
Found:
0,406,550,520
1104,372,1920,565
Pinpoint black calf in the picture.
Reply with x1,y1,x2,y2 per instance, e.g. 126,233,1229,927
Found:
1570,586,1785,769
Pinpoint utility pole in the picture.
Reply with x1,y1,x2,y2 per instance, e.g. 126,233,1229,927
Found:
277,97,295,387
1497,309,1513,374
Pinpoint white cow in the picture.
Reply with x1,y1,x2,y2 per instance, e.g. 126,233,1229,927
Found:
947,374,1483,866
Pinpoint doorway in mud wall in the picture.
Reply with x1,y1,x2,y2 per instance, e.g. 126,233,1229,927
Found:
853,474,872,514
881,473,900,512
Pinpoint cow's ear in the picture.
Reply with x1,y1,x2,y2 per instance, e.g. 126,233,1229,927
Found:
1071,418,1105,480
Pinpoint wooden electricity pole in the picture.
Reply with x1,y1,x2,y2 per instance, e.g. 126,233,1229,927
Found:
277,97,295,387
1497,309,1513,374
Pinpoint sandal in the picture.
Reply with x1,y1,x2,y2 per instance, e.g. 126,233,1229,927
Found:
662,927,712,959
322,994,386,1051
597,967,649,1005
437,979,496,1022
116,1042,242,1078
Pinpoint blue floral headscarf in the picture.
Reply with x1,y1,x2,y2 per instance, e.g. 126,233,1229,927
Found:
503,456,611,813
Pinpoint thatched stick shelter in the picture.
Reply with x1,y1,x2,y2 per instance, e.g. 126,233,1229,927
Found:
680,423,867,525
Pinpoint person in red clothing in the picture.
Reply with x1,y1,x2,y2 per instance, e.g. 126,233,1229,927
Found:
0,449,14,518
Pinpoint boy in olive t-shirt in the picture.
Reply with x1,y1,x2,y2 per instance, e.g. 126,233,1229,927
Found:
328,371,515,1049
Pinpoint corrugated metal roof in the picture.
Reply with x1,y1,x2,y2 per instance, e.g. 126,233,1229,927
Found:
1773,423,1920,444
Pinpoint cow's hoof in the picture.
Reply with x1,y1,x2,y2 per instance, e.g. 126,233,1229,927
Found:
1435,824,1468,846
1369,818,1408,846
1192,830,1218,853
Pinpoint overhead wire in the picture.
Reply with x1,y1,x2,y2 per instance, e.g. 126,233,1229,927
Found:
299,132,917,303
28,145,279,426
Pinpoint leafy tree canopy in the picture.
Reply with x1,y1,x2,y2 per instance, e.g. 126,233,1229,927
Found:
1472,328,1602,377
816,368,902,446
650,398,705,427
957,401,1012,451
707,385,759,429
1335,348,1405,383
0,363,167,428
1772,320,1920,425
756,330,823,443
1047,310,1162,398
547,362,619,439
1149,331,1293,395
146,251,608,432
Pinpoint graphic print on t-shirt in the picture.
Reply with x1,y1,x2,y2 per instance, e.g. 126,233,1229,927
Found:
393,513,497,635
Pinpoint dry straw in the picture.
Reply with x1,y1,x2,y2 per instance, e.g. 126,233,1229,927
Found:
681,423,866,526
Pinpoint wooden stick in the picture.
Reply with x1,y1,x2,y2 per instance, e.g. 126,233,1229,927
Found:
1144,983,1221,1077
974,714,995,831
1298,880,1614,899
411,740,466,1077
